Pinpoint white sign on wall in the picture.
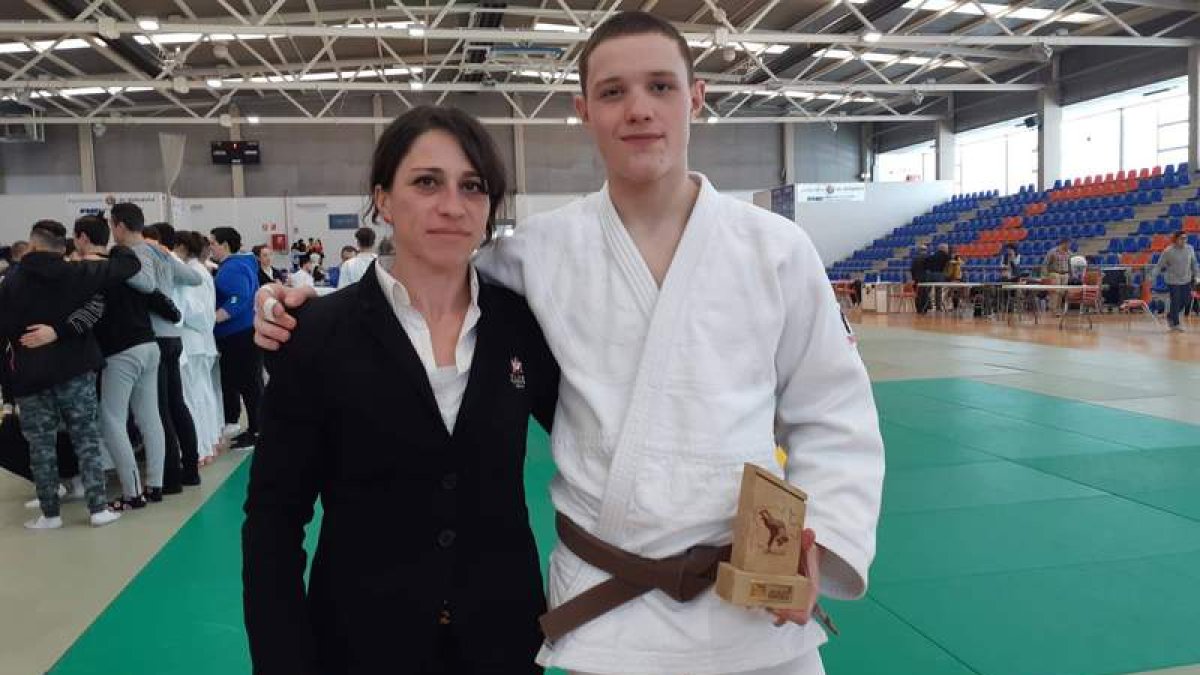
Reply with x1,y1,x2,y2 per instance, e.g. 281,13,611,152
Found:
66,192,167,223
795,183,867,203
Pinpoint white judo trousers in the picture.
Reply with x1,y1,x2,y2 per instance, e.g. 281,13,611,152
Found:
476,174,885,675
178,258,224,459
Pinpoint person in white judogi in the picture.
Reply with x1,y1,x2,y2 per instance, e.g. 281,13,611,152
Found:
254,12,883,675
336,226,379,289
173,231,224,462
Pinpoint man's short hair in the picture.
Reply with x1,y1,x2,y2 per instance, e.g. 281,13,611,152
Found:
149,222,176,248
110,202,145,232
10,240,30,260
354,227,376,249
211,226,242,253
74,215,110,247
30,219,68,252
577,12,693,95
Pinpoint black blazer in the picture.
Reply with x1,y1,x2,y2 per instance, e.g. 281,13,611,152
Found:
242,262,558,675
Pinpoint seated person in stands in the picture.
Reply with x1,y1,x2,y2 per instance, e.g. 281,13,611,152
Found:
1043,239,1072,282
911,244,930,314
1001,244,1021,281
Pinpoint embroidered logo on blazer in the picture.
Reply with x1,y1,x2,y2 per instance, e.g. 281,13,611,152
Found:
509,357,526,389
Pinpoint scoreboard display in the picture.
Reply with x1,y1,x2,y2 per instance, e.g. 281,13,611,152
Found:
211,140,261,165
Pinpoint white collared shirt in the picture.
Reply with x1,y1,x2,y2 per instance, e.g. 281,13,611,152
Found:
290,268,314,289
374,261,480,432
338,252,378,289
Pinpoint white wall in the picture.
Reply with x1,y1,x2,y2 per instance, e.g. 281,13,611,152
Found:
793,181,954,265
172,195,375,255
0,193,167,245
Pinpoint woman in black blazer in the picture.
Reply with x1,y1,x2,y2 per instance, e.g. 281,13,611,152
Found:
242,107,558,675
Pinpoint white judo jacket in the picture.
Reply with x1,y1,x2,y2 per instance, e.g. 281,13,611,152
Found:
475,174,885,675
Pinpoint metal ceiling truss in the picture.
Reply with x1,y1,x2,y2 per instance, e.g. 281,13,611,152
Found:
0,0,1195,126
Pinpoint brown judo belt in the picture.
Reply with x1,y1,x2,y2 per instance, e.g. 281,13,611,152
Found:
538,513,732,644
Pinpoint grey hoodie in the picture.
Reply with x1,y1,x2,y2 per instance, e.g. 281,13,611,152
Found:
1152,243,1199,286
127,242,203,338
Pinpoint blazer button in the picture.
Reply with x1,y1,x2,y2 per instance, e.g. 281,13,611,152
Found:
441,473,458,490
437,529,456,548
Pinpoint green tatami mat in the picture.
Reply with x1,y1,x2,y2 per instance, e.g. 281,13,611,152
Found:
874,495,1200,584
47,379,1200,675
880,422,995,470
1023,446,1200,498
885,407,1141,460
875,378,1200,450
881,461,1103,514
817,597,975,675
872,556,1200,675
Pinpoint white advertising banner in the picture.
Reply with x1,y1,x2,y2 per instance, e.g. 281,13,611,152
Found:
65,192,167,223
795,182,867,203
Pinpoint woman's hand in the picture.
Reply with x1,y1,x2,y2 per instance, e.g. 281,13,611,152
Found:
20,324,58,349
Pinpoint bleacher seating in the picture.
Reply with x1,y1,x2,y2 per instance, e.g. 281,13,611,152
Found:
827,162,1197,292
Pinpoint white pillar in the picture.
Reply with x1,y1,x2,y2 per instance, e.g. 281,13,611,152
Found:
935,120,955,182
514,124,527,194
78,124,96,192
859,122,874,182
1038,57,1063,191
935,94,955,182
783,123,796,185
230,104,245,198
1188,46,1199,173
372,94,384,143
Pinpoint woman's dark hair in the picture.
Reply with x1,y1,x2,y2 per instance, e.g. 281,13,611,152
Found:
368,105,507,244
176,230,205,258
251,244,268,258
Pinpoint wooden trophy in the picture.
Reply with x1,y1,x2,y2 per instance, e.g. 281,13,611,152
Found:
715,463,811,610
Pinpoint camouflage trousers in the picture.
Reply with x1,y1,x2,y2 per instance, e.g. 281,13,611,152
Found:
16,372,108,517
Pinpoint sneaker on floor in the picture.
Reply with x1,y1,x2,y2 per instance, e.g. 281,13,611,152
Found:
24,515,63,530
221,424,242,439
231,432,258,450
1169,325,1185,332
90,509,121,527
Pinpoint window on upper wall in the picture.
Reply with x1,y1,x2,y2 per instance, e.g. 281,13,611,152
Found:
1063,77,1188,177
1122,102,1158,172
1062,110,1121,180
875,142,935,182
1007,128,1039,194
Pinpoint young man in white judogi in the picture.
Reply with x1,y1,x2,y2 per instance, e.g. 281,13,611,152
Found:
254,12,884,675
